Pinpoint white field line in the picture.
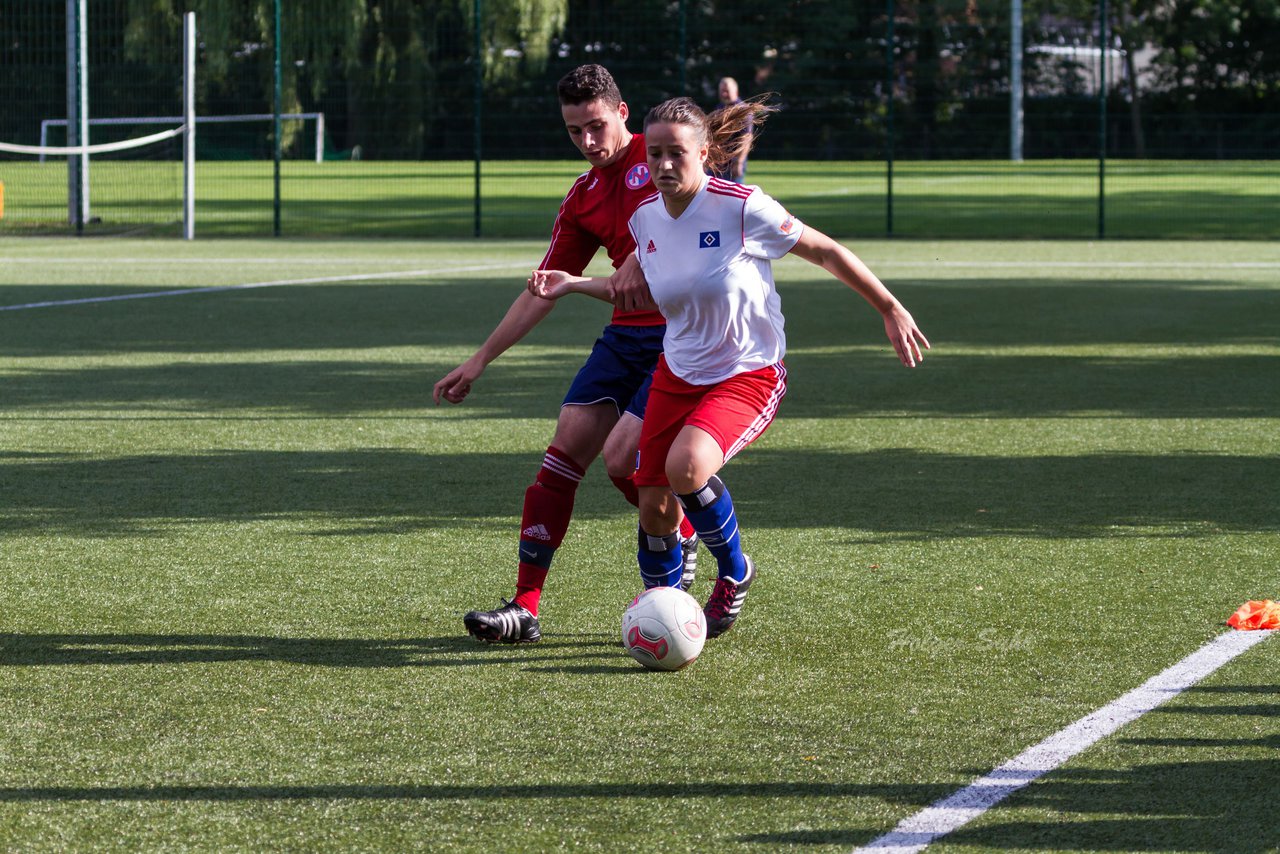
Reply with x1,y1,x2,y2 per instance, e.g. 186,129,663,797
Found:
1,257,522,265
854,629,1274,854
0,263,527,312
8,258,1280,271
875,261,1280,269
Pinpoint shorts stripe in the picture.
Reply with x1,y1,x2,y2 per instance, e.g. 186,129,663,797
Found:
723,364,787,462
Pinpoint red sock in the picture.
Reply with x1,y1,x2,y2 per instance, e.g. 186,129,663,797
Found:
513,446,585,615
610,473,696,540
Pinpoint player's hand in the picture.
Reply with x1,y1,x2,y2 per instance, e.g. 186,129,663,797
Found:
527,269,578,301
433,358,484,405
606,254,657,313
882,304,931,368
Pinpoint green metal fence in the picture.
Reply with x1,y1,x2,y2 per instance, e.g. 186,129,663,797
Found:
2,0,1277,238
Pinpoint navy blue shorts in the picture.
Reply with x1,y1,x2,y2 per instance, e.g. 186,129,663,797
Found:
562,324,665,420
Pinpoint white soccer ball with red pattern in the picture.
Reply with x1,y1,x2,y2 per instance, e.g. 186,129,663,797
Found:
621,586,707,671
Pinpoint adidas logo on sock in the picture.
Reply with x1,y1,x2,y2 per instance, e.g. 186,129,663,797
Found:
522,523,551,541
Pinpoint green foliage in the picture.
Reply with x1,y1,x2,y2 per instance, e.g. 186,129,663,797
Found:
473,0,569,82
1147,0,1280,95
6,1,1280,161
116,0,566,157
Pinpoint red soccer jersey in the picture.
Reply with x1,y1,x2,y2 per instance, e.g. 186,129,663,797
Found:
539,133,665,327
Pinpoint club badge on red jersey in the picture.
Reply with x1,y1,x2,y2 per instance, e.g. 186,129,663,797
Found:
626,163,651,190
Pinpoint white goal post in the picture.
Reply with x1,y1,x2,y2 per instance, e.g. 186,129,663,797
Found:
0,11,198,237
38,112,326,165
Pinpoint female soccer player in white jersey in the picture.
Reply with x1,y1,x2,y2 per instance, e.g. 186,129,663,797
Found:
529,96,929,638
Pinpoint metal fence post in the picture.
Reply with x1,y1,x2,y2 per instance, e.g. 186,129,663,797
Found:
474,0,483,238
885,0,895,238
1098,0,1108,239
183,12,195,240
679,0,688,94
272,0,282,237
67,0,88,233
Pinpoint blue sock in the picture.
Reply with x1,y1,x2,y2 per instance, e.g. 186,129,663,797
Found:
676,476,747,582
637,527,683,589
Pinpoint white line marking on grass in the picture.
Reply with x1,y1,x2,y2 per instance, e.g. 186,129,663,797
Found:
0,263,526,312
853,629,1274,854
873,261,1280,270
3,257,523,265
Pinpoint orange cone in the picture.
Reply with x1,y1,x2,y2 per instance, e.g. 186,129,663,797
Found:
1226,600,1280,630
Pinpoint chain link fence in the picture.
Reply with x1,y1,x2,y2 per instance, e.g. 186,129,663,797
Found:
2,0,1277,238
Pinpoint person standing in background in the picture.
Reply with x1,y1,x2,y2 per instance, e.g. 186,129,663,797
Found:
709,77,751,183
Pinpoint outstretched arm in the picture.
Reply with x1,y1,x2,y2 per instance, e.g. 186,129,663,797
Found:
527,269,613,303
789,227,931,368
432,288,556,405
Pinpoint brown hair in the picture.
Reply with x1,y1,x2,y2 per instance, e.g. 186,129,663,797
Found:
557,64,623,108
644,95,774,174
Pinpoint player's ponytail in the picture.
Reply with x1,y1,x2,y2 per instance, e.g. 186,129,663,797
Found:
644,95,775,176
705,95,774,176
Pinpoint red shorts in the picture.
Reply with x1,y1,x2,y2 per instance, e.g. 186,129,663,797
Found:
634,357,787,488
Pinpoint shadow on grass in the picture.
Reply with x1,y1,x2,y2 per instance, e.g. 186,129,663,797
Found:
0,357,568,418
741,733,1280,849
928,757,1280,852
0,632,617,668
0,447,1277,538
2,347,1276,420
4,276,1278,354
732,447,1280,541
2,275,1276,420
739,676,1280,850
0,759,1274,853
0,777,955,805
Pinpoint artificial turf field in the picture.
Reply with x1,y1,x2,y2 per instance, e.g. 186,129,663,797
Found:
1,238,1277,852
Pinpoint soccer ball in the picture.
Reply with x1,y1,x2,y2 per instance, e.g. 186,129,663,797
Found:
621,586,707,671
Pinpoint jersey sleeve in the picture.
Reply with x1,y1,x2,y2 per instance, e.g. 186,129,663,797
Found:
627,214,652,282
742,189,803,260
539,174,602,275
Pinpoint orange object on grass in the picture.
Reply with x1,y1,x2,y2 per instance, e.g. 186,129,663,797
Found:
1226,600,1280,630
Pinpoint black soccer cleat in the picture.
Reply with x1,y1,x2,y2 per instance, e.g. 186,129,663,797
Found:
703,556,755,639
679,533,700,592
463,599,542,644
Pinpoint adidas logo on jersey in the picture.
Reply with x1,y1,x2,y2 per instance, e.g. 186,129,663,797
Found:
646,240,657,254
522,523,551,541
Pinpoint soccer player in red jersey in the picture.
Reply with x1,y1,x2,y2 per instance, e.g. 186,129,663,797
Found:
433,65,697,643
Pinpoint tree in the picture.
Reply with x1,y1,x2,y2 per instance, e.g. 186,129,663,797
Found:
1146,0,1280,97
123,0,567,157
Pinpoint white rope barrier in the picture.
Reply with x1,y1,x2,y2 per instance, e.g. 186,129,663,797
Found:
0,125,185,156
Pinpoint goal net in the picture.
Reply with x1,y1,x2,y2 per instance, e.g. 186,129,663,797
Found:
0,126,185,236
0,10,196,237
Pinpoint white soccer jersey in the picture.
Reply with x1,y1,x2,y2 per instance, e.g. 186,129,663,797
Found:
629,176,804,385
